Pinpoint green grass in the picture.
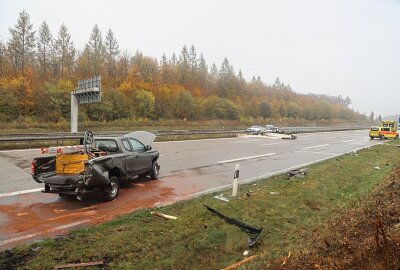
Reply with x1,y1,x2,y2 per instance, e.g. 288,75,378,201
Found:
1,142,399,270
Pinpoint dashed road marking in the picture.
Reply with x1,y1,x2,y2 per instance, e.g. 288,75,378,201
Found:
218,153,275,164
0,188,43,198
303,144,329,150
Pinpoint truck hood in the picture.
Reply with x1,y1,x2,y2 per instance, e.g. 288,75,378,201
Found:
123,131,156,146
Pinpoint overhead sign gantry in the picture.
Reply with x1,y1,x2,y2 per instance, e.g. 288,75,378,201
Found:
71,75,101,133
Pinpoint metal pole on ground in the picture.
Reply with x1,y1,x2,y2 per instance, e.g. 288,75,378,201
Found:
71,94,78,133
232,163,240,197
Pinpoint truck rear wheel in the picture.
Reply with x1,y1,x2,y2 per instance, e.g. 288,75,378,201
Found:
104,176,120,201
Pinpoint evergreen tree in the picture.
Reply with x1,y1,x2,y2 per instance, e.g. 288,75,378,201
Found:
54,24,75,78
189,44,197,71
37,21,53,80
104,29,120,78
369,111,374,121
8,10,36,71
87,24,105,74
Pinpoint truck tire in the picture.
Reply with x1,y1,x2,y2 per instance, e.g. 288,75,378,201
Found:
104,176,120,201
150,162,160,180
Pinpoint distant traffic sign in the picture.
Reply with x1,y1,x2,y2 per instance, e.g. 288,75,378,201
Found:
72,75,101,104
71,76,101,132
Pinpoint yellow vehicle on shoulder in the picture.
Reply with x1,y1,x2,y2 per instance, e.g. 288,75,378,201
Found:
369,126,381,139
379,127,399,139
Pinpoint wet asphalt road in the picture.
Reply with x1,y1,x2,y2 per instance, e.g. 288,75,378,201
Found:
0,129,378,194
0,130,380,249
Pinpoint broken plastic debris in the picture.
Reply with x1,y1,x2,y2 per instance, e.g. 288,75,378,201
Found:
214,194,230,202
374,166,381,170
269,192,279,195
151,211,177,220
243,250,250,256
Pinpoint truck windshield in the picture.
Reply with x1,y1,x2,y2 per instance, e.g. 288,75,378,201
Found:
95,140,119,152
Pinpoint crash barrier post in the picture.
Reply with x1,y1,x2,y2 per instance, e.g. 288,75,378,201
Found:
232,163,240,197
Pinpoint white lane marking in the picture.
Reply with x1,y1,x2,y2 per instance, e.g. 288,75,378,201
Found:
0,219,90,246
230,140,261,144
218,153,275,164
295,150,339,155
155,137,237,144
263,142,290,146
0,188,43,198
341,139,354,143
0,148,41,153
303,144,329,149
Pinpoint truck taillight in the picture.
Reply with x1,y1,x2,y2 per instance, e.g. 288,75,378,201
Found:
31,161,35,174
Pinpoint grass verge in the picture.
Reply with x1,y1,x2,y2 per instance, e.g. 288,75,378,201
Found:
1,142,399,270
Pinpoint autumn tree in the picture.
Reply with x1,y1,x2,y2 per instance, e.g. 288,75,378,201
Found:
8,10,36,71
259,101,272,119
37,21,53,81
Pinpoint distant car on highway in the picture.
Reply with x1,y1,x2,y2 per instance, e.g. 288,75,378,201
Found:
265,125,284,134
246,126,267,135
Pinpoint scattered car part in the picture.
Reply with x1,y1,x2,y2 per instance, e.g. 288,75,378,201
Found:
151,211,177,220
221,254,259,270
54,260,104,269
286,168,309,179
203,204,262,247
214,194,230,202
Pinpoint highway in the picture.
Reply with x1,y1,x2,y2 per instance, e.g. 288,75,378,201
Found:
0,129,379,249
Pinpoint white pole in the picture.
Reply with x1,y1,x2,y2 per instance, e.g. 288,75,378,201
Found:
71,94,78,133
232,163,240,197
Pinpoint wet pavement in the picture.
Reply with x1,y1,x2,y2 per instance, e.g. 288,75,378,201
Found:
0,130,379,250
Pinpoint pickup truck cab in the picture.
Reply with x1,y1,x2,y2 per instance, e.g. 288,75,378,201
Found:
32,131,160,201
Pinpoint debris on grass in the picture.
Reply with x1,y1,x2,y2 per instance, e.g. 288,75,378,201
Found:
374,166,381,170
214,194,230,202
281,252,291,266
269,192,279,195
53,260,104,269
286,168,309,179
150,211,177,220
221,254,259,270
203,205,262,247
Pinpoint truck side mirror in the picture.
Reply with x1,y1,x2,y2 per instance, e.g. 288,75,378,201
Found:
146,145,152,151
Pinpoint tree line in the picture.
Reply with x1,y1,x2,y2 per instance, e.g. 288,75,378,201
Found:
0,10,368,123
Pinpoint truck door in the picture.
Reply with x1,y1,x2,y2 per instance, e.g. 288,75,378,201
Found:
128,138,152,174
121,138,136,177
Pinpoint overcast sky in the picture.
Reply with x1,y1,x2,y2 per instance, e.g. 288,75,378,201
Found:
1,0,399,117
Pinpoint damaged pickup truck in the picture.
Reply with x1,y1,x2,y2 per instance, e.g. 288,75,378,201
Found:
32,131,160,201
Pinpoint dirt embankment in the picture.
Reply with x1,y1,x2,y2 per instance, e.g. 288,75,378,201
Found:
267,167,400,270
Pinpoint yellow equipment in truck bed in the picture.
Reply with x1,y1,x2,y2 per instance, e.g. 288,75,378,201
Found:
55,154,88,175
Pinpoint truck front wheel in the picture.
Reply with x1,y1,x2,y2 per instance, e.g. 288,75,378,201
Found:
104,176,120,201
150,162,160,180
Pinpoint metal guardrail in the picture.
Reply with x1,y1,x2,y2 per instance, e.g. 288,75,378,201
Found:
0,126,368,145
